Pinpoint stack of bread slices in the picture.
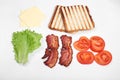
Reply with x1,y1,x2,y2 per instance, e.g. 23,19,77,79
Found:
49,5,95,33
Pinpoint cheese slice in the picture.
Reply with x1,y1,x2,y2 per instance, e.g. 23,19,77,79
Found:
19,6,45,27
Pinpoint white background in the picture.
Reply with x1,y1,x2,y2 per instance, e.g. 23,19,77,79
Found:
0,0,120,80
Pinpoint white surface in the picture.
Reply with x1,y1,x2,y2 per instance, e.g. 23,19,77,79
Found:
0,0,120,80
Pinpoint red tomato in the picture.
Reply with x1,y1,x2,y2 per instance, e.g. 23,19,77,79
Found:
77,51,94,64
95,50,112,65
74,36,90,51
90,36,105,52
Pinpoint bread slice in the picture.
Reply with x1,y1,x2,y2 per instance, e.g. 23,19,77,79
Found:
48,5,95,33
61,5,95,32
48,5,65,31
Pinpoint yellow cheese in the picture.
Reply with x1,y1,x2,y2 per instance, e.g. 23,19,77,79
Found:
19,6,45,27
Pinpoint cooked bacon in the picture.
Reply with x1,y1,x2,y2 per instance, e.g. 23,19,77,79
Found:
59,35,73,67
42,34,59,68
59,47,73,66
42,48,58,68
46,34,59,49
60,35,72,47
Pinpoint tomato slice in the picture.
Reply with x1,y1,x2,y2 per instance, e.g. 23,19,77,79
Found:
74,36,90,51
95,50,112,65
90,36,105,52
77,51,94,64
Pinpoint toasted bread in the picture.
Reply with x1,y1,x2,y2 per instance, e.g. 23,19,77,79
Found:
48,5,65,31
61,5,95,32
48,5,95,33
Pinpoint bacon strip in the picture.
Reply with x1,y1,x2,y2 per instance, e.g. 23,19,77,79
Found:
42,34,59,68
59,35,73,67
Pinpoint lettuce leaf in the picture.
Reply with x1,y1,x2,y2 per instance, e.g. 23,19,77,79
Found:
12,29,42,64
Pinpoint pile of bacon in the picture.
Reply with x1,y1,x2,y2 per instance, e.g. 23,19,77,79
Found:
42,34,73,68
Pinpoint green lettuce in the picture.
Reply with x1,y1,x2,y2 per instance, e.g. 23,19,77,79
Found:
12,29,42,64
